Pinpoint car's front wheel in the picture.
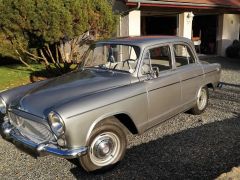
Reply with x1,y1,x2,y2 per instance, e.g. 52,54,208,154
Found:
190,86,209,115
79,118,127,172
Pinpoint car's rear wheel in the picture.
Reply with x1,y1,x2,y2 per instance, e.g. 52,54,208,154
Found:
190,86,209,115
79,118,127,172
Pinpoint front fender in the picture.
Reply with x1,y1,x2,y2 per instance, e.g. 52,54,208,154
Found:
55,82,148,148
85,111,134,144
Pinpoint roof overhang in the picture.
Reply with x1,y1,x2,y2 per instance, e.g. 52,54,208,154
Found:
125,0,240,12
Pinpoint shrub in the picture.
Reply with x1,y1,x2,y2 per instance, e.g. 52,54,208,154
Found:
0,0,118,73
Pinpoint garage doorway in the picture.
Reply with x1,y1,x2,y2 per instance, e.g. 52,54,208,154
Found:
141,15,177,36
192,15,218,54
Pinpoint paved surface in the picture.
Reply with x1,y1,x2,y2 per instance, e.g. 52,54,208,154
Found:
0,56,239,179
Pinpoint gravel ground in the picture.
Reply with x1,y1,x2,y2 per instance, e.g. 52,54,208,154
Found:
0,56,239,179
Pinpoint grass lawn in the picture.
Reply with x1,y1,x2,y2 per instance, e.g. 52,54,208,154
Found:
0,64,45,91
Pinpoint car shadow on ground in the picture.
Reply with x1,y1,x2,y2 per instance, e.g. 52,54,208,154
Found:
69,113,240,179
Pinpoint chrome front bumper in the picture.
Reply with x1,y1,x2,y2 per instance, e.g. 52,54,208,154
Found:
1,122,88,159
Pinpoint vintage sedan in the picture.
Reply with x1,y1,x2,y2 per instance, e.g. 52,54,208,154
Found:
0,36,221,172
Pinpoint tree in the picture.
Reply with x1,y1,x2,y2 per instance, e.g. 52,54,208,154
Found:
0,0,118,74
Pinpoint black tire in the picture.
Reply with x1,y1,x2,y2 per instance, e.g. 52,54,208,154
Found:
190,86,209,115
79,117,127,172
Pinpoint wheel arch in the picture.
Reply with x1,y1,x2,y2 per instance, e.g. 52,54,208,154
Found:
86,112,139,143
206,83,214,90
114,113,138,134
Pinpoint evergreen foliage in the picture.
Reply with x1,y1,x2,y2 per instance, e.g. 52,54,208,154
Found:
0,0,118,73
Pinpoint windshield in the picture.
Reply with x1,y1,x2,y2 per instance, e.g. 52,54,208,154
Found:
82,44,141,73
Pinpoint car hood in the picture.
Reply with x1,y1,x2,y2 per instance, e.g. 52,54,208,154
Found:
12,68,131,118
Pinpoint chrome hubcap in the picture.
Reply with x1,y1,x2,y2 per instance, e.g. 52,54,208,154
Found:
94,138,113,158
197,88,207,110
90,132,120,166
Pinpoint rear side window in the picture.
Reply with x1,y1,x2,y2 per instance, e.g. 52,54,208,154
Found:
141,45,172,76
149,45,172,70
173,44,195,67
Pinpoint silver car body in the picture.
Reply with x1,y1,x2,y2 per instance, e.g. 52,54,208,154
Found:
1,36,221,157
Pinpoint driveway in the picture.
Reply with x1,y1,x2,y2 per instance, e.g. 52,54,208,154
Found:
0,56,239,179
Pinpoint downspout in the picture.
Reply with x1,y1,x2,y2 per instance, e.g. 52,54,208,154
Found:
119,1,141,36
119,2,141,36
120,2,141,16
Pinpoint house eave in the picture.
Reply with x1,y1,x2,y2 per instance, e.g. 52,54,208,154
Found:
125,0,240,12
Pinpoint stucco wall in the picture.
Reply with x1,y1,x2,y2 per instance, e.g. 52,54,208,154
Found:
128,11,141,36
178,12,194,40
120,10,141,36
217,14,240,56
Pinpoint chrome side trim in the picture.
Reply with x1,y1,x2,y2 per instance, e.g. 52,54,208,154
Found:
2,122,88,159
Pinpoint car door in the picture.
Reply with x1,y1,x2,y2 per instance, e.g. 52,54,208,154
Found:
139,44,181,128
172,43,204,108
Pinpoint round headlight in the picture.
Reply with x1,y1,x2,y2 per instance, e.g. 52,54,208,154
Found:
48,111,65,137
0,97,7,114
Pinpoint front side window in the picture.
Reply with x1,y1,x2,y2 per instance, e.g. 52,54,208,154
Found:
82,44,140,73
141,45,172,76
173,44,195,67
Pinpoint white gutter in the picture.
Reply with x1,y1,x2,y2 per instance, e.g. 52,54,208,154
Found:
126,0,240,9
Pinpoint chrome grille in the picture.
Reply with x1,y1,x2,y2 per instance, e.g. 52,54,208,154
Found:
8,112,55,143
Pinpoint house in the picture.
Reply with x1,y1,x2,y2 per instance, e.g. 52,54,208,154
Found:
113,0,240,56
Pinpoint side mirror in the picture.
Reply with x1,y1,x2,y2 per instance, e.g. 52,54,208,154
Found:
145,69,157,80
142,64,159,79
152,67,160,77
